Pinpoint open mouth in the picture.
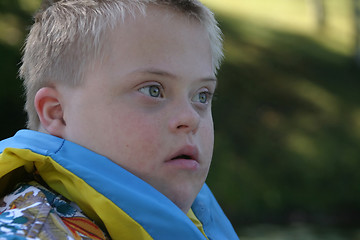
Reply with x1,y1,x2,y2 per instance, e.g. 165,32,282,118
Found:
166,146,200,170
171,154,193,160
167,145,199,163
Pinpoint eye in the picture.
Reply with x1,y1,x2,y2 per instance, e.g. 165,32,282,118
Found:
139,85,163,98
192,91,213,104
198,92,208,103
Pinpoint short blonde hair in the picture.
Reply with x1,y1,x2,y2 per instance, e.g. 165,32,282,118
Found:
20,0,224,130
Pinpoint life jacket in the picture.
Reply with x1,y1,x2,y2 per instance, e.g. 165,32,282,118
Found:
0,130,239,239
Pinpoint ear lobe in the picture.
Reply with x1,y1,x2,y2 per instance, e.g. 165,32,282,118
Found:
34,87,66,137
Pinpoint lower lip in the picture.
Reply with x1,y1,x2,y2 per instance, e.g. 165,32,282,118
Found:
165,159,200,170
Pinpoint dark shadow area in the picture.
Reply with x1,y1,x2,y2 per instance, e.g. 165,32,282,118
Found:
0,44,27,139
0,0,33,139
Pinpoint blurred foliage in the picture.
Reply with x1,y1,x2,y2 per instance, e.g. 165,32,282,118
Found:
1,0,360,237
239,224,360,240
202,0,360,232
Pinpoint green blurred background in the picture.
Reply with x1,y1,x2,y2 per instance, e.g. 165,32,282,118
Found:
1,0,360,239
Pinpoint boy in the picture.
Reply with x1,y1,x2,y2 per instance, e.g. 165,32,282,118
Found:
0,0,238,239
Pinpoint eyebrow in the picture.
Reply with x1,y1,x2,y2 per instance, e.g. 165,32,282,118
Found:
130,67,217,84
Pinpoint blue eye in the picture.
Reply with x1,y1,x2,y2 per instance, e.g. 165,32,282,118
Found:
193,91,212,104
198,92,208,103
139,85,163,98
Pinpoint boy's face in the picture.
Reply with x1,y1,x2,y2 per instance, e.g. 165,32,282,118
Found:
58,7,216,212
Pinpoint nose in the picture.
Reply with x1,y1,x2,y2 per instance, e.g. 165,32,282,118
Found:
168,102,200,134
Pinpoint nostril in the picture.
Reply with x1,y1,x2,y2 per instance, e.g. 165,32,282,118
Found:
176,124,187,129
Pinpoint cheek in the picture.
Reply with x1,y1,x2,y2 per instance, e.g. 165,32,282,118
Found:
203,118,214,146
199,120,214,160
128,126,161,155
121,114,161,143
112,114,164,164
205,131,214,159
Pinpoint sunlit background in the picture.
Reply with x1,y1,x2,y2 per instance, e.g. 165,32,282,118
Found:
1,0,360,239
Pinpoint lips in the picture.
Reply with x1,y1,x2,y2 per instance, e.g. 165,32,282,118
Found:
167,145,199,163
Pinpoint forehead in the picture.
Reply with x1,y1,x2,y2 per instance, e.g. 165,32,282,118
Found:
93,5,214,82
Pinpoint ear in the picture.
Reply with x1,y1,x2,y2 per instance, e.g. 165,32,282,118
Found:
34,87,66,137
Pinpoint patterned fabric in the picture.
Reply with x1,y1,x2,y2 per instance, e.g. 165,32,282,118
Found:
0,182,108,240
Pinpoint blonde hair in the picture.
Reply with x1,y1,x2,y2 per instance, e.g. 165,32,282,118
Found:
20,0,224,130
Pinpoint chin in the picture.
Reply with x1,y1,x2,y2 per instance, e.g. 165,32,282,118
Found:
166,184,203,213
